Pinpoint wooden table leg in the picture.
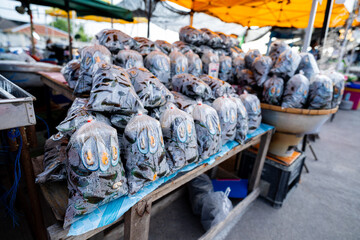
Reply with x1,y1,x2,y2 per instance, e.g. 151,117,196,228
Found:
124,199,152,240
248,131,272,192
19,127,47,240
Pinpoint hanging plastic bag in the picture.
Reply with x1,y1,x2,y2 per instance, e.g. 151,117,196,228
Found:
281,74,310,109
87,62,145,114
172,91,198,114
201,51,220,77
271,49,301,79
200,28,223,48
252,56,272,86
229,95,249,144
240,92,261,134
244,49,261,69
179,26,204,46
36,132,68,183
95,29,136,54
296,52,320,80
188,174,213,215
160,105,199,172
56,98,110,136
76,45,112,94
192,103,222,160
218,55,232,82
155,40,172,55
61,59,80,89
64,120,128,228
212,96,237,143
133,37,158,57
126,67,174,108
325,70,345,108
199,74,234,98
144,50,171,88
262,76,284,105
123,114,170,194
114,49,144,69
172,73,213,101
308,74,333,109
201,189,233,231
268,40,289,64
185,51,203,77
169,49,189,77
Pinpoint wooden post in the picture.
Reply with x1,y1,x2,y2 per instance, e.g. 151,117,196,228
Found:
248,131,272,192
27,4,35,55
124,200,152,240
65,0,73,60
19,127,47,240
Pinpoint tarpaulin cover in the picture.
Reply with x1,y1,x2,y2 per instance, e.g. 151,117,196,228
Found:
67,123,274,236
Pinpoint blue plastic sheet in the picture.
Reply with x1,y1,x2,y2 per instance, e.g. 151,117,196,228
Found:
68,123,274,236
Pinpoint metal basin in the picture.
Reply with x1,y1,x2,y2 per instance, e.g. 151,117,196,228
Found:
261,103,338,157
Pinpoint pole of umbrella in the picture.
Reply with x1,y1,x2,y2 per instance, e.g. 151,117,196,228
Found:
190,10,194,26
27,3,35,56
320,0,334,48
302,0,319,52
65,0,73,60
111,0,114,28
147,0,152,38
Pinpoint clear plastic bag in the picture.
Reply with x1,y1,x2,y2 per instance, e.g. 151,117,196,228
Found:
87,62,145,114
212,96,237,143
61,59,80,89
76,45,112,94
199,74,234,98
296,52,319,80
308,74,333,109
110,113,134,132
237,69,256,86
201,51,219,75
56,98,110,136
155,40,172,55
188,174,213,215
64,120,128,228
229,95,249,144
252,56,272,86
200,28,223,48
281,74,310,109
216,32,231,48
201,190,233,231
133,37,158,57
271,49,301,79
172,73,213,101
169,49,189,78
245,49,261,69
126,67,173,108
192,103,222,160
95,29,135,54
144,50,171,88
232,56,246,84
172,41,193,54
198,45,215,57
172,91,198,114
218,55,232,82
179,26,205,46
185,51,203,77
123,114,170,194
240,92,261,134
160,105,199,172
325,70,345,108
262,76,284,105
36,132,68,183
268,40,289,64
114,49,144,69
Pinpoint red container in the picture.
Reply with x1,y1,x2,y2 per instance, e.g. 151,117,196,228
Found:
344,87,360,110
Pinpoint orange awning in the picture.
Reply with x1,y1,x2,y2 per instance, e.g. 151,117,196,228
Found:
167,0,359,28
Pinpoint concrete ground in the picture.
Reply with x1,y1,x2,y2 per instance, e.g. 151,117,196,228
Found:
149,109,360,240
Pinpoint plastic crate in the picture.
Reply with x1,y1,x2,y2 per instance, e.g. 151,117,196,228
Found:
212,179,248,198
238,149,306,208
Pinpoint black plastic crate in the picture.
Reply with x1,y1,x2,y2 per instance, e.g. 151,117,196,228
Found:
238,150,306,208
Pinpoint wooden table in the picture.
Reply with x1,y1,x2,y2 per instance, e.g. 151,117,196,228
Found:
38,128,273,240
37,71,75,101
